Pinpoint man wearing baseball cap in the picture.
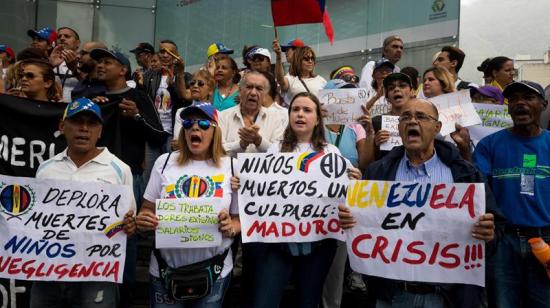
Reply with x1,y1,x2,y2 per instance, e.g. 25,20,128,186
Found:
359,35,403,90
474,80,550,308
280,38,304,63
27,27,57,55
130,42,155,71
31,98,136,308
246,47,272,73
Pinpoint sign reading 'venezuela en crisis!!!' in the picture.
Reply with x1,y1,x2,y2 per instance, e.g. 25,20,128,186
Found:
345,180,486,286
237,152,350,243
0,175,133,283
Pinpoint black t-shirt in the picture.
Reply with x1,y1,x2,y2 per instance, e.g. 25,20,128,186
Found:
95,87,165,174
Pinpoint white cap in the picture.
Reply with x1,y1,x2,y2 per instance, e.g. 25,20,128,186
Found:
247,47,272,62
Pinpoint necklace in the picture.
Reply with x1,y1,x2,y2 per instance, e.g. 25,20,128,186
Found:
219,84,235,99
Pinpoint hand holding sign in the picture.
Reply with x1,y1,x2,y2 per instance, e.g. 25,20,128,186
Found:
380,115,402,151
429,90,482,135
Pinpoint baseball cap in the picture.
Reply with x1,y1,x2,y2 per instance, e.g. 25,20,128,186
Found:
374,59,395,71
503,80,546,101
383,72,412,88
470,85,505,104
90,49,131,71
0,45,15,60
63,98,103,123
246,47,272,62
180,102,218,123
207,43,234,58
27,27,57,44
130,42,155,54
281,38,305,52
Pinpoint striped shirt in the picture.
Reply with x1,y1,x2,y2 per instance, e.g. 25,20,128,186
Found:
395,150,454,183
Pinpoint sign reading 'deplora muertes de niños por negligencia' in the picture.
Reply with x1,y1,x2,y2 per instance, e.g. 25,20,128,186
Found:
0,175,133,283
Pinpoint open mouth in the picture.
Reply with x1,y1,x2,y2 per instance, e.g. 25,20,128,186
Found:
406,127,421,142
295,119,306,126
190,134,202,146
393,94,404,101
513,108,530,116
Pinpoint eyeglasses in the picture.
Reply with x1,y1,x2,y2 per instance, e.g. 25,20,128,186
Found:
342,74,359,84
398,112,438,123
190,80,205,87
250,55,269,63
19,72,38,80
182,119,216,130
302,56,315,62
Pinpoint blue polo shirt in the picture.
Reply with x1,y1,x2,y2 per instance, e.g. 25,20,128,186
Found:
474,129,550,227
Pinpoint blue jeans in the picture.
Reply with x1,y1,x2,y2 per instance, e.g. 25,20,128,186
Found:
30,281,118,308
149,274,231,308
487,232,550,308
245,240,337,308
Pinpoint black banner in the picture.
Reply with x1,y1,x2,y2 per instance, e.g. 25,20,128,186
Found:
0,94,122,307
0,94,121,177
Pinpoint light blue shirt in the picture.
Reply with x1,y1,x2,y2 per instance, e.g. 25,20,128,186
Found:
395,150,454,183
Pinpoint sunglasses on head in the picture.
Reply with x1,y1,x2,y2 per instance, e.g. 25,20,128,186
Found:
182,119,216,130
190,80,205,87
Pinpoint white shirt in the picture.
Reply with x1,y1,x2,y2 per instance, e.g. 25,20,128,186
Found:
143,154,237,278
283,74,327,103
358,59,400,91
267,103,289,127
218,105,288,156
55,61,79,103
36,147,135,211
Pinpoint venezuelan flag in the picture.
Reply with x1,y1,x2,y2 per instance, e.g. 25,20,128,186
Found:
296,151,325,173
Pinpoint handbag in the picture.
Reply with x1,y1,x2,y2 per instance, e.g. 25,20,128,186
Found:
154,248,229,301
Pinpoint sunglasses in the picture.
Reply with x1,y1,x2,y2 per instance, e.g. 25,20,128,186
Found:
189,80,205,87
302,56,315,62
182,119,216,130
19,72,39,79
342,74,359,83
250,55,268,62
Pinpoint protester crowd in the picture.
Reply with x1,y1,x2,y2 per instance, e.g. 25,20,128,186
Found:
1,26,549,308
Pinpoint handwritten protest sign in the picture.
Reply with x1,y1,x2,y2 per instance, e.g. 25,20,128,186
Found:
319,89,369,125
156,198,222,248
429,90,482,136
380,115,402,151
345,180,486,286
0,175,132,283
469,103,513,145
237,152,350,243
369,97,391,118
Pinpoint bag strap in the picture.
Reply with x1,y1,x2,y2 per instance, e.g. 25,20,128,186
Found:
161,151,173,174
298,76,311,93
230,157,235,176
334,125,345,148
154,248,229,278
154,248,170,280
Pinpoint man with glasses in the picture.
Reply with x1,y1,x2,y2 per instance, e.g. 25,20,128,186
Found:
340,98,500,308
246,47,272,73
71,41,108,100
474,80,550,308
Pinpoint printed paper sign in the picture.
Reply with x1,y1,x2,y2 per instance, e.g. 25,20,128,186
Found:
0,175,132,283
469,103,513,145
319,89,369,125
380,115,402,151
156,198,223,248
429,90,482,135
345,180,486,287
237,152,350,243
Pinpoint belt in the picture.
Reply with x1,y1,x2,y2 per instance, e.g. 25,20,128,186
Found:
505,225,550,237
400,282,438,294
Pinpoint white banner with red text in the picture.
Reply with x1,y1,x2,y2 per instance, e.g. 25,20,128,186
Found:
345,180,486,287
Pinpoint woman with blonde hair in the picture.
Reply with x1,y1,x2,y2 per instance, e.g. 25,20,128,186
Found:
273,39,326,103
17,59,62,101
136,103,240,308
422,66,455,98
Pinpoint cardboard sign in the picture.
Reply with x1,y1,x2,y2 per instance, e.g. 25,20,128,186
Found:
319,89,369,125
237,152,351,243
156,198,223,248
429,90,482,136
469,103,513,145
0,175,132,283
345,180,486,287
380,115,402,151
